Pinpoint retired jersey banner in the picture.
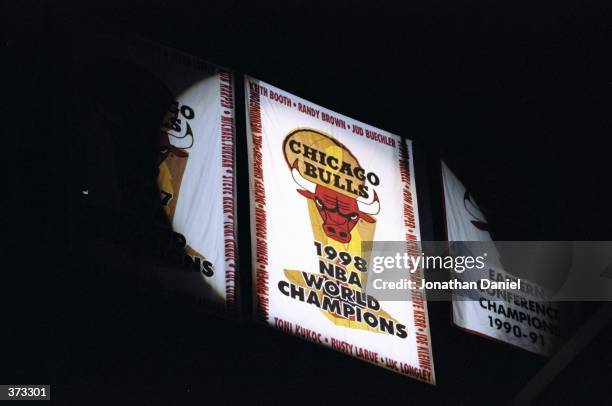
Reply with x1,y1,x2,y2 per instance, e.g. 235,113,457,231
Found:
442,162,560,356
76,34,238,311
245,76,435,383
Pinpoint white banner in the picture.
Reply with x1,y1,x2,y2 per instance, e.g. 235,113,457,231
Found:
442,162,559,355
246,77,435,383
79,35,238,311
155,51,237,310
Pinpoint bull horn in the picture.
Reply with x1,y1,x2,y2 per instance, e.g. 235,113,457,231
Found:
291,159,316,193
357,190,380,215
168,123,194,149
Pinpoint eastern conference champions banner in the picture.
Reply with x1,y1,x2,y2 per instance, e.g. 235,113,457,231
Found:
442,162,560,355
246,77,435,383
81,35,238,310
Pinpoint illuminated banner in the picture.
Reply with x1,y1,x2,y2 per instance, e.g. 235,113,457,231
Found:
245,77,435,383
442,162,559,355
78,35,237,311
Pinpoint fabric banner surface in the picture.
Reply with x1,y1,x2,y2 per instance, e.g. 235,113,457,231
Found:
245,76,435,383
76,34,237,311
442,162,559,355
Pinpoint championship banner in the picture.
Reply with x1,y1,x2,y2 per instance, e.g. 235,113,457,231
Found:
76,34,238,311
442,162,560,355
245,77,435,383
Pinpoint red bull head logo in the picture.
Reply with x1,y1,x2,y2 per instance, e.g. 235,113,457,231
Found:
284,129,381,244
158,101,194,165
291,160,379,243
157,101,195,218
463,190,490,232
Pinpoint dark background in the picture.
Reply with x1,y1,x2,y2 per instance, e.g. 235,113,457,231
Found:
4,1,612,404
